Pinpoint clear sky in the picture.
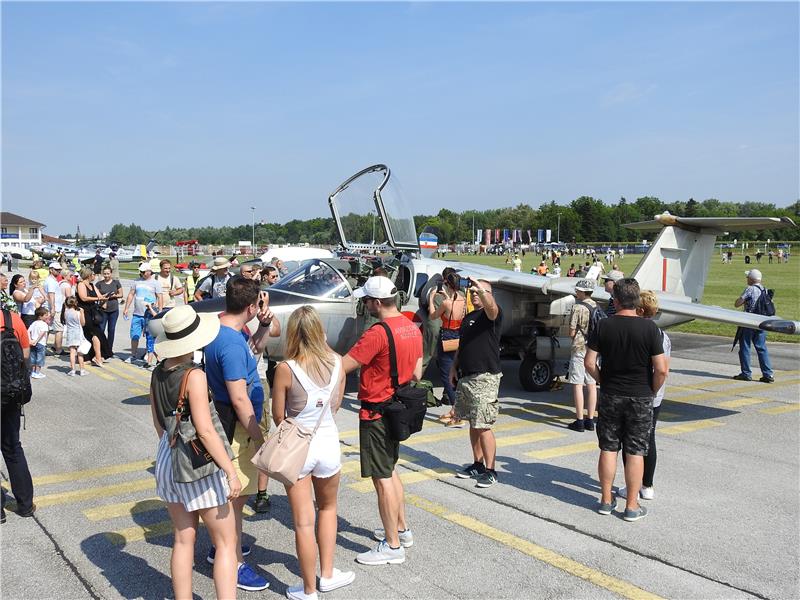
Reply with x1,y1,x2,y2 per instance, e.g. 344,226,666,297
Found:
3,1,798,236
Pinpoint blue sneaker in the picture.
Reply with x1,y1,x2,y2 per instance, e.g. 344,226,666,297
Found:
206,544,251,564
237,563,269,591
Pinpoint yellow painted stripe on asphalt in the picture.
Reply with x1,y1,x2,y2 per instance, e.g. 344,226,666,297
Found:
408,420,531,445
495,430,567,448
114,360,154,380
526,441,598,460
658,420,724,435
103,362,151,386
129,386,149,395
347,467,454,493
33,459,154,486
107,520,178,545
36,478,155,508
84,497,163,521
759,404,800,415
716,398,770,409
667,379,800,404
86,367,116,381
405,493,663,600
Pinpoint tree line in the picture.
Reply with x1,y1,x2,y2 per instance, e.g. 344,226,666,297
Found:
95,197,800,247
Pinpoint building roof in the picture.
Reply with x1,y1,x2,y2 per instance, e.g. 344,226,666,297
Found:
42,234,71,245
0,212,45,228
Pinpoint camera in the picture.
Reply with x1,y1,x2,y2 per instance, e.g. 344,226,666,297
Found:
459,277,471,289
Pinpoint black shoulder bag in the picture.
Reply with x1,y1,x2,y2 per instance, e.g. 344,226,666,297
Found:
376,322,428,441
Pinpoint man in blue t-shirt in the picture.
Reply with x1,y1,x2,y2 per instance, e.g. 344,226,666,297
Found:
203,276,273,591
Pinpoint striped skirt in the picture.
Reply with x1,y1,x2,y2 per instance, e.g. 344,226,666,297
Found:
155,432,230,512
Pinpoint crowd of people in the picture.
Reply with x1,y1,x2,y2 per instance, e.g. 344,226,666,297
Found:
0,248,782,598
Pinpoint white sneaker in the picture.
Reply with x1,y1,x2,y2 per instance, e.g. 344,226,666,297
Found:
319,567,355,592
286,584,317,600
38,372,46,378
79,370,87,376
356,540,406,565
372,528,414,548
124,356,134,364
640,486,655,500
67,370,76,377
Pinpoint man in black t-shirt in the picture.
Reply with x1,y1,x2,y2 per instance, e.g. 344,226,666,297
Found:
585,278,667,522
450,278,503,488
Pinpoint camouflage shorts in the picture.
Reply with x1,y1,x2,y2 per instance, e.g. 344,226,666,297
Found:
455,372,502,429
596,392,653,456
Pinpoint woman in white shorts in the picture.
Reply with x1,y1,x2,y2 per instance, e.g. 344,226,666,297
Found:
271,306,354,600
150,305,242,599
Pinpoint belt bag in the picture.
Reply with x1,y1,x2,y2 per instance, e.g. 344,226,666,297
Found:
374,322,428,442
251,395,331,487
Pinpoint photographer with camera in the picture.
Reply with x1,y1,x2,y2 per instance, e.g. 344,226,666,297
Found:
429,268,467,426
449,277,503,488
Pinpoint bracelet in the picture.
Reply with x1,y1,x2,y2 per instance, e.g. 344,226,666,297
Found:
259,319,272,328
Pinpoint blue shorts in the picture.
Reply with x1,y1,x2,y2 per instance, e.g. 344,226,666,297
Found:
130,315,147,341
30,344,46,368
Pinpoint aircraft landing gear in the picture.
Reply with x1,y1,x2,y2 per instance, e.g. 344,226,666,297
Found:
519,355,554,392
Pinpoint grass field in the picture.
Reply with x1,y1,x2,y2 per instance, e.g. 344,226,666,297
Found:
450,252,799,343
113,250,799,343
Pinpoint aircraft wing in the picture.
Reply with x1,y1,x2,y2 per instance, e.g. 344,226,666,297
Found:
626,214,796,232
449,264,799,335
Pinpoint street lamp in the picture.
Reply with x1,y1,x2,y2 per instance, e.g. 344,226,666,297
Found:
250,206,256,255
557,213,561,244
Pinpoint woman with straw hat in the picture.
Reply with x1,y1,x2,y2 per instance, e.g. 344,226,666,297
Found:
150,305,242,599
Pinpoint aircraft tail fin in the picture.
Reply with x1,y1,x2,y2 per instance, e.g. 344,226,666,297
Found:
628,213,796,302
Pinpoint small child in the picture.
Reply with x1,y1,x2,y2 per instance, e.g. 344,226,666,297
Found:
143,301,159,369
62,296,87,376
27,307,50,379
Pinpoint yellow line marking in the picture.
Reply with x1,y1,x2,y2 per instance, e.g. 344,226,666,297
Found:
348,467,454,493
103,362,151,386
33,459,154,486
106,519,179,545
716,398,770,409
85,367,116,381
129,386,149,395
669,370,800,393
667,379,800,404
114,360,155,379
760,404,800,415
36,478,155,508
405,493,663,600
496,430,567,448
658,420,724,435
526,441,598,460
84,497,163,521
408,420,532,445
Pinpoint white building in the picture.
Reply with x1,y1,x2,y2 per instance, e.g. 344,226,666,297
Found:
0,212,45,249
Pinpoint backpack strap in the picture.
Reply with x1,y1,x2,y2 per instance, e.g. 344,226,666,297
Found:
376,322,400,392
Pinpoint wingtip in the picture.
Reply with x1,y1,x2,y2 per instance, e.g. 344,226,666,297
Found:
759,320,799,335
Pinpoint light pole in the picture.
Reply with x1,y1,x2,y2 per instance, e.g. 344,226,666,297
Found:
250,206,256,255
371,210,376,245
557,213,561,244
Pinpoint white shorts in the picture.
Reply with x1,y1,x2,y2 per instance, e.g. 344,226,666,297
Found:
298,426,341,480
568,353,596,386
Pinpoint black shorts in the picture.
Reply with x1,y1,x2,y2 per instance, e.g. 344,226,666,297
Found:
596,392,654,456
359,417,399,479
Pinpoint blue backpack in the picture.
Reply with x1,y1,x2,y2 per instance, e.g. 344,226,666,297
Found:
752,286,776,317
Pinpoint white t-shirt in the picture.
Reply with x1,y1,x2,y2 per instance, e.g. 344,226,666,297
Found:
155,273,183,308
28,320,49,347
654,331,671,408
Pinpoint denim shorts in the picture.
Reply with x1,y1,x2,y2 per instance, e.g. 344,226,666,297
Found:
129,315,147,340
596,392,654,456
29,344,46,368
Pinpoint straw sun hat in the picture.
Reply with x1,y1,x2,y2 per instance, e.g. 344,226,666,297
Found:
154,305,220,359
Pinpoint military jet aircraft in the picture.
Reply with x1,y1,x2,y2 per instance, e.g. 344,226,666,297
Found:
153,164,798,391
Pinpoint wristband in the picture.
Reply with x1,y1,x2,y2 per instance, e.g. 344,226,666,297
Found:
259,319,272,328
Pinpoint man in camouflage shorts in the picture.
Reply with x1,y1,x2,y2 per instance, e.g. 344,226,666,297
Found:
450,278,503,488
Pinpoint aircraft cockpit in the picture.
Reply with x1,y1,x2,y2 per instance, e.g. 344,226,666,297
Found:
269,259,352,301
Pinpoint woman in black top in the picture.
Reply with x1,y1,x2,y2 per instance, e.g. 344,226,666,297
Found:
96,266,123,354
76,267,113,366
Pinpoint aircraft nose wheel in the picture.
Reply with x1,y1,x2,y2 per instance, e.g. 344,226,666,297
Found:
519,355,554,392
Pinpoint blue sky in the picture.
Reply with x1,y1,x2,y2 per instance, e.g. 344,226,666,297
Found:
3,2,798,236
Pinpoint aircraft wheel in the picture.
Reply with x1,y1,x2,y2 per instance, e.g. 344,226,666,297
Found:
519,355,553,392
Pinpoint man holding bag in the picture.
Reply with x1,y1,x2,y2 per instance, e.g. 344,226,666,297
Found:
342,276,422,566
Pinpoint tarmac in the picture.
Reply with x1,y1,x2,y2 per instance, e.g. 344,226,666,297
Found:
1,314,799,600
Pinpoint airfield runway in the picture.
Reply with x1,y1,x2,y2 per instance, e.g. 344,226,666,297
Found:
2,319,799,599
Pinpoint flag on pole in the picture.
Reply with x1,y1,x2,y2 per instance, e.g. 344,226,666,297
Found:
476,229,482,244
546,229,552,242
484,229,491,245
495,229,501,242
537,229,544,243
527,230,532,243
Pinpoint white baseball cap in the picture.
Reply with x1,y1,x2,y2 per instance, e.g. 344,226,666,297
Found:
745,269,762,281
139,263,153,272
353,276,398,299
48,261,63,270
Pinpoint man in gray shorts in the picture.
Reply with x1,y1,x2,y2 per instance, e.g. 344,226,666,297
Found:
585,278,667,522
567,279,598,432
450,278,503,488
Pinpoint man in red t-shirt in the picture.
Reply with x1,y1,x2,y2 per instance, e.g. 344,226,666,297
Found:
343,276,422,566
